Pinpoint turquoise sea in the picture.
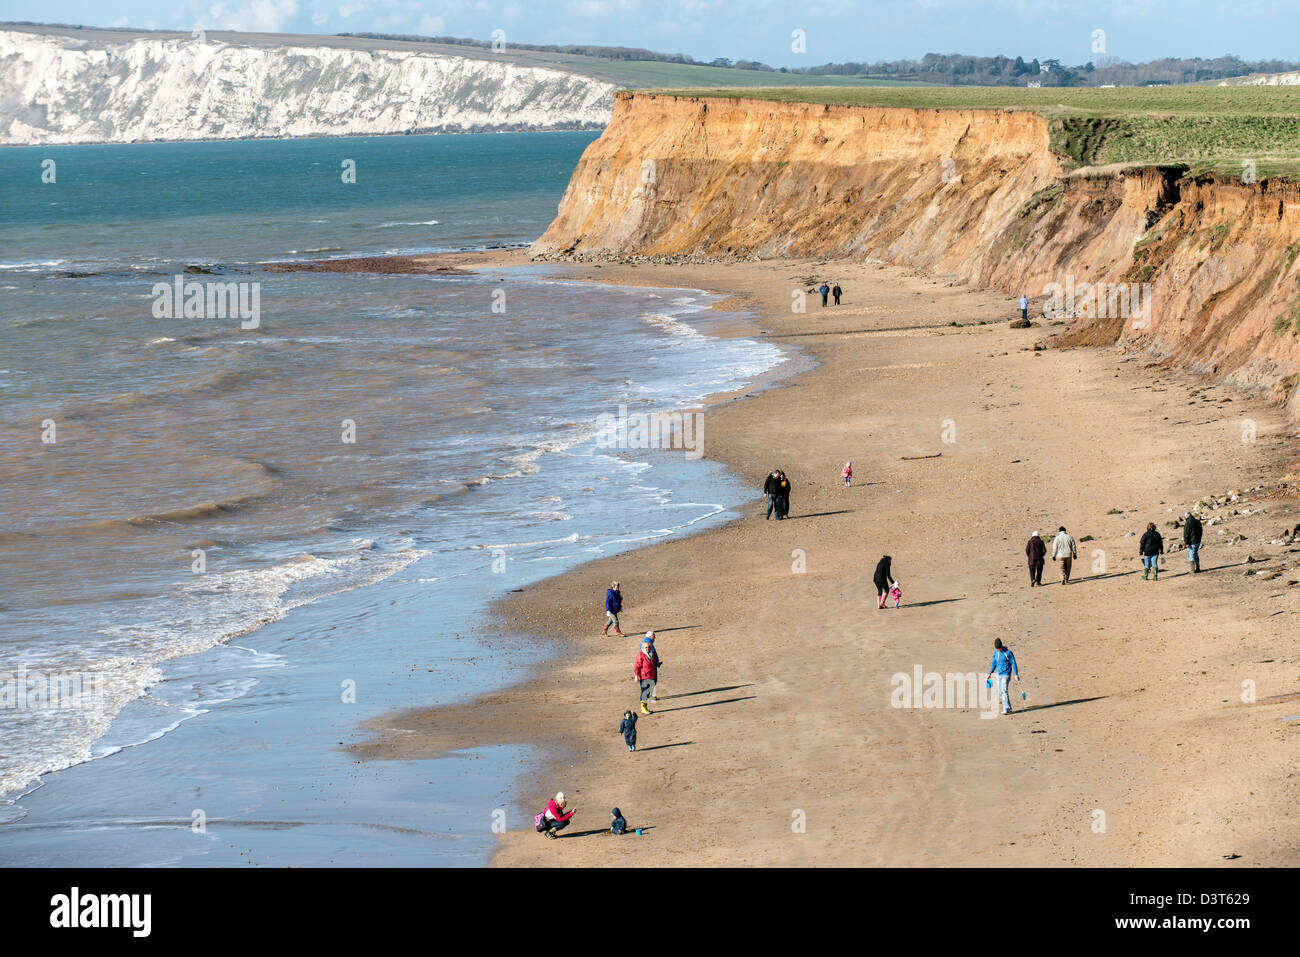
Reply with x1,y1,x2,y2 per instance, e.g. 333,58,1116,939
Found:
0,132,789,865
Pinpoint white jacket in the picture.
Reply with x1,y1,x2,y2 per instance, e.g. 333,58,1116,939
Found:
1052,532,1077,560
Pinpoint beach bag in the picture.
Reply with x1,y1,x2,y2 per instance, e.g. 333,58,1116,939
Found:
534,811,547,832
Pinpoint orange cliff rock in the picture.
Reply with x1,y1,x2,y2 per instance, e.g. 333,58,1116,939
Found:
533,91,1300,420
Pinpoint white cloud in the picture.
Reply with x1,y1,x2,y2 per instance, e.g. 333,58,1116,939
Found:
201,0,301,33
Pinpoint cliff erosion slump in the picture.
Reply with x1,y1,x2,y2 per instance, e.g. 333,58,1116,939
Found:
535,92,1300,417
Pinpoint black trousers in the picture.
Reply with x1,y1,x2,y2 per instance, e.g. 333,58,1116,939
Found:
1029,561,1044,585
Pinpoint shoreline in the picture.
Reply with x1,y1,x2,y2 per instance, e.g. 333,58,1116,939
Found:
352,249,1300,867
1,255,786,865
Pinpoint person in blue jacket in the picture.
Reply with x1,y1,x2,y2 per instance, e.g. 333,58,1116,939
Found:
603,580,624,637
985,638,1021,715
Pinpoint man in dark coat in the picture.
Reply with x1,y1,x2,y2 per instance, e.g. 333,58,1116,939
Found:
763,470,781,520
1025,531,1046,586
776,470,791,519
1183,511,1203,573
832,283,842,305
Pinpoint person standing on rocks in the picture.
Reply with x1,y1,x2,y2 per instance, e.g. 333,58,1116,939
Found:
819,282,830,307
604,580,624,637
873,554,894,609
1025,530,1046,587
1140,522,1164,580
1019,292,1028,321
1051,526,1078,584
1183,511,1203,573
832,283,842,305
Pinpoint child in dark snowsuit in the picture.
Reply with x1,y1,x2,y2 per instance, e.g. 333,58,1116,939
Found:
610,808,627,835
619,710,637,752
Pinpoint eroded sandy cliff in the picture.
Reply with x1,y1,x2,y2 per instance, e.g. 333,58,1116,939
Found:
535,92,1300,417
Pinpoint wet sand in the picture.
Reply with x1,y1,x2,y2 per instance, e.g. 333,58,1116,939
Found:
353,249,1300,866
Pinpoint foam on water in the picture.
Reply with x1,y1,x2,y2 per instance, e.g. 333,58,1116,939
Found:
0,136,796,854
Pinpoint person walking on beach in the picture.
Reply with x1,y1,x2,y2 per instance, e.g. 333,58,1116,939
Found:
620,709,637,752
832,283,842,305
873,554,894,609
1051,526,1077,584
642,631,663,700
819,282,830,307
603,581,624,636
841,461,852,487
1183,511,1203,573
1140,522,1164,580
635,640,658,714
763,469,782,520
539,791,576,839
985,638,1021,716
1019,292,1028,321
1025,530,1046,587
776,470,791,519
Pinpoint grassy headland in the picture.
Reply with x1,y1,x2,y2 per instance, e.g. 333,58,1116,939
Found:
649,85,1300,178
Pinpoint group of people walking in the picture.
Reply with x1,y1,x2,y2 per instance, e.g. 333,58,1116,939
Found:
1024,527,1078,586
602,582,663,715
817,282,843,307
537,591,668,839
1025,512,1205,586
763,469,792,520
546,470,1218,837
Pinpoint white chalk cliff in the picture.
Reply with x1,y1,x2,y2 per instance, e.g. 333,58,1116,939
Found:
0,29,618,144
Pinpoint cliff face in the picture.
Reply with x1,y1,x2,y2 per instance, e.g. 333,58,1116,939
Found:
536,93,1063,263
536,92,1300,416
0,29,616,144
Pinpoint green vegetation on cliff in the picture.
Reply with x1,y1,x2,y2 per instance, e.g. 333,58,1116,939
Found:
650,85,1300,177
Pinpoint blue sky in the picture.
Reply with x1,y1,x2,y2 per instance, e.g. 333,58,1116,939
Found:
1,1,1293,67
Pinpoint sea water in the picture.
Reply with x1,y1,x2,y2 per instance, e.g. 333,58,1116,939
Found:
0,133,789,865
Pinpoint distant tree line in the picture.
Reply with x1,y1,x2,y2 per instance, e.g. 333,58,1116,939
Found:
342,33,1300,86
787,53,1300,86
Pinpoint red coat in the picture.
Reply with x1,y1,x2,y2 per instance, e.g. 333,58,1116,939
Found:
545,799,574,822
1025,536,1046,565
634,651,657,681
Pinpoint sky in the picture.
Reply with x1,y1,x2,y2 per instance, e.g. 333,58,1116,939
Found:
0,0,1293,67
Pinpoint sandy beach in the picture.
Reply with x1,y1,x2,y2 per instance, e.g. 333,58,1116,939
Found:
353,248,1300,867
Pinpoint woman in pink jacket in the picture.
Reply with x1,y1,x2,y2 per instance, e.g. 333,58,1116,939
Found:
540,791,576,839
635,641,658,715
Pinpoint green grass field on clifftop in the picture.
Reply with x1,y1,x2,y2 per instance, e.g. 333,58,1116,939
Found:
651,85,1300,179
